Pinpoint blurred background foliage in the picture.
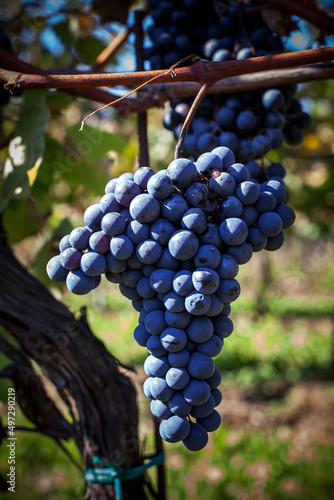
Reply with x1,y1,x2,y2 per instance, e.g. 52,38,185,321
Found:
0,0,333,499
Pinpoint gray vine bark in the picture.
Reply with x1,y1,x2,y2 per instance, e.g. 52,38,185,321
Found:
0,228,149,499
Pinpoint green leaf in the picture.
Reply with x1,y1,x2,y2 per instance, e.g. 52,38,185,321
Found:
2,199,40,243
0,94,50,211
45,91,73,109
75,36,106,65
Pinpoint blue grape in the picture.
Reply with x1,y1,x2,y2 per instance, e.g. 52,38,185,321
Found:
192,268,220,295
181,208,207,234
69,226,93,250
197,410,221,432
147,335,167,357
80,251,106,276
212,48,231,61
168,230,199,261
137,277,156,299
215,254,239,279
247,227,268,251
150,400,173,420
168,392,193,416
206,367,222,390
265,231,284,251
256,191,277,213
165,310,192,329
89,231,110,253
236,47,253,60
187,316,213,343
60,247,82,270
209,172,236,198
105,253,127,273
236,181,260,205
237,140,256,162
136,240,163,264
126,220,150,245
105,178,118,194
212,316,234,339
160,415,190,442
145,310,167,335
84,204,104,231
261,180,286,205
46,255,69,282
167,158,197,188
129,193,160,223
110,235,134,260
150,377,175,401
144,355,170,377
182,422,208,451
147,171,174,200
119,284,141,301
197,335,223,357
150,219,175,246
185,291,211,315
193,245,221,269
211,146,235,169
190,395,215,418
160,194,188,223
133,166,154,189
66,269,95,295
59,234,71,253
166,367,190,390
150,269,175,293
101,212,126,237
220,305,231,317
164,291,185,312
219,218,248,246
262,88,285,110
183,379,210,406
216,278,240,303
196,152,223,177
226,241,253,265
205,293,224,316
172,270,193,297
218,196,243,220
274,205,295,229
218,131,240,151
143,377,154,399
216,107,236,129
198,224,223,249
168,349,191,368
100,193,123,214
227,163,250,184
122,268,143,287
160,327,187,352
197,133,217,153
241,206,259,226
211,388,223,407
236,110,257,133
156,248,180,270
258,212,283,236
185,182,209,209
132,298,143,312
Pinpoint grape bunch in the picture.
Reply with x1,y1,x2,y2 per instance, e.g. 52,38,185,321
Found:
147,0,311,161
47,145,295,451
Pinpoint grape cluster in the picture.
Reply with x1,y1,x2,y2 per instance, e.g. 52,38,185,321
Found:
147,0,311,161
47,146,295,451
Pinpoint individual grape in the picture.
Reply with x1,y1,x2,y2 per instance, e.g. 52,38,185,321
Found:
261,179,286,205
216,254,239,279
220,304,231,317
156,248,180,270
164,291,185,313
150,269,175,293
258,212,283,236
110,235,134,260
167,158,197,188
60,247,82,270
197,410,221,432
181,208,208,234
172,270,194,296
218,196,243,220
198,224,222,249
216,278,240,303
118,172,134,182
143,377,154,399
197,335,223,357
59,234,71,253
205,293,224,316
227,163,250,185
184,182,209,210
190,395,215,418
129,193,160,223
236,181,260,205
66,269,95,295
89,231,111,254
209,171,236,198
147,335,168,357
247,227,268,251
136,240,163,264
122,268,143,288
132,298,144,312
46,255,69,282
119,284,141,301
218,131,240,151
166,367,190,390
187,316,213,343
133,166,155,189
144,355,170,377
150,377,175,401
168,349,191,368
236,47,253,60
168,392,193,417
160,327,187,352
236,110,257,133
69,226,93,250
241,206,259,226
185,291,211,315
105,178,118,194
160,415,190,443
101,212,126,237
100,193,123,214
165,310,192,329
182,422,208,451
147,171,174,200
265,231,284,251
211,388,223,406
183,379,210,406
105,253,127,273
212,315,234,339
226,241,253,265
256,191,277,213
120,207,133,225
84,204,104,231
197,132,217,153
219,218,248,246
80,251,106,276
150,219,175,246
192,268,220,295
211,146,235,169
193,245,221,269
137,277,156,299
216,107,236,129
196,152,223,177
142,264,157,278
150,400,173,420
268,162,286,179
206,367,222,390
262,88,285,110
145,310,167,335
126,220,150,245
212,48,231,61
168,230,199,261
274,205,295,229
160,194,188,223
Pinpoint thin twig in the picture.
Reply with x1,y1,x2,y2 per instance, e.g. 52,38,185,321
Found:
93,24,135,71
175,81,214,159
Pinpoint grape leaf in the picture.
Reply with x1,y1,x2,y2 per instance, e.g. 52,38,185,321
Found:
92,0,136,23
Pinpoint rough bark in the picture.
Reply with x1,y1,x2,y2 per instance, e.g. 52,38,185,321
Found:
0,231,148,500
